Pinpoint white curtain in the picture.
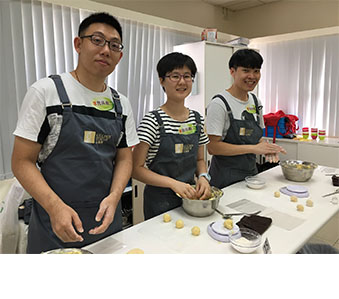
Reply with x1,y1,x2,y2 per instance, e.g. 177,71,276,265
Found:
254,34,339,136
0,0,198,179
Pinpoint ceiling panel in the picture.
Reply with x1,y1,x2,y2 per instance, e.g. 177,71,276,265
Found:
204,0,282,11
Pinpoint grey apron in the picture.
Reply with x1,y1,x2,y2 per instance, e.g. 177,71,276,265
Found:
209,94,262,189
143,110,201,220
27,75,124,253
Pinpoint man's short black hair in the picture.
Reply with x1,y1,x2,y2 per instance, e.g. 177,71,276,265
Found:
229,49,263,69
157,52,197,78
78,12,123,42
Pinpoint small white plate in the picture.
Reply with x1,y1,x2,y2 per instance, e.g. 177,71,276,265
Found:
286,185,308,193
211,220,240,236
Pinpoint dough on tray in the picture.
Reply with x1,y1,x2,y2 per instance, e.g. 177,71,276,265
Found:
191,226,200,236
290,195,298,202
175,219,184,229
306,199,314,207
223,219,233,230
297,204,304,212
274,191,280,198
163,213,171,222
127,248,144,254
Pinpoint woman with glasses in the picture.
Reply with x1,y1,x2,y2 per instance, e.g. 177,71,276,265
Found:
11,12,139,253
132,52,210,220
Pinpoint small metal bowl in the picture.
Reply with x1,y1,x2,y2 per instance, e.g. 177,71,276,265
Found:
280,160,317,182
43,248,93,254
181,186,223,217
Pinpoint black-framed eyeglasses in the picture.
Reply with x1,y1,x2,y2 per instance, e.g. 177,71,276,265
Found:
165,73,194,82
80,34,124,52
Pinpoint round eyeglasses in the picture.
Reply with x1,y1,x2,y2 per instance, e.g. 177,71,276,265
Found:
80,34,124,52
165,73,194,82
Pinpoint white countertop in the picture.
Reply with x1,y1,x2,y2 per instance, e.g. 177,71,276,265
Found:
263,136,339,148
84,166,339,254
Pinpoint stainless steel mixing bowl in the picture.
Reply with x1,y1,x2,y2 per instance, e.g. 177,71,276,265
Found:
280,160,317,182
181,186,223,217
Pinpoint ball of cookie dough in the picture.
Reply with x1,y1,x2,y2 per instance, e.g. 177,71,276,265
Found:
163,213,171,222
175,219,184,229
191,226,200,236
306,199,314,207
223,219,233,230
274,191,280,198
290,195,298,202
127,248,144,254
297,204,304,212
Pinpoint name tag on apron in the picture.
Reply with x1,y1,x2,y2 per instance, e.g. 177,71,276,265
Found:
246,104,257,114
91,97,114,111
178,124,196,135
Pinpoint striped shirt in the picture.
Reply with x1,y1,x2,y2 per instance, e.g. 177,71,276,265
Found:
137,108,209,166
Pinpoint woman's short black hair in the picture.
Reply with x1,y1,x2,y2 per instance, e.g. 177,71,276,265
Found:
78,12,123,42
229,49,263,69
157,52,197,78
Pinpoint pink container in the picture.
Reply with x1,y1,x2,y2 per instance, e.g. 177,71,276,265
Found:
319,129,326,140
302,127,309,139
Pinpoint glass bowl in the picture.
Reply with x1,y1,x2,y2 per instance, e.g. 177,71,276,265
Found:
229,228,262,253
245,176,266,189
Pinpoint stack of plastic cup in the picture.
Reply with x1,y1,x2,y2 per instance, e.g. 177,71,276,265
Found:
319,129,326,140
302,127,309,139
311,128,318,140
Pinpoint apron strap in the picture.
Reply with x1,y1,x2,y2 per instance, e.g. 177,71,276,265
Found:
49,75,72,109
150,110,166,136
192,110,202,136
250,93,262,126
109,87,122,118
212,94,234,121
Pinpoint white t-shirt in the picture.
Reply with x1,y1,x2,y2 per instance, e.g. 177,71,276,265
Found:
137,108,209,167
14,72,139,163
206,90,264,139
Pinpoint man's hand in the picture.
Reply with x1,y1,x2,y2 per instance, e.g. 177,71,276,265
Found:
265,153,280,163
89,195,117,235
49,201,84,243
254,141,287,155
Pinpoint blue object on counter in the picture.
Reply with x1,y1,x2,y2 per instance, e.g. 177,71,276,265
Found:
263,117,286,138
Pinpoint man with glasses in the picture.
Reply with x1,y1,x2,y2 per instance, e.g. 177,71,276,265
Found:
132,52,210,220
12,12,139,253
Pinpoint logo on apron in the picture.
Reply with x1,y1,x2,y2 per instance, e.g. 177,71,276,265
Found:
84,131,112,144
178,124,196,135
246,104,257,114
239,127,254,136
175,143,194,154
91,97,114,111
